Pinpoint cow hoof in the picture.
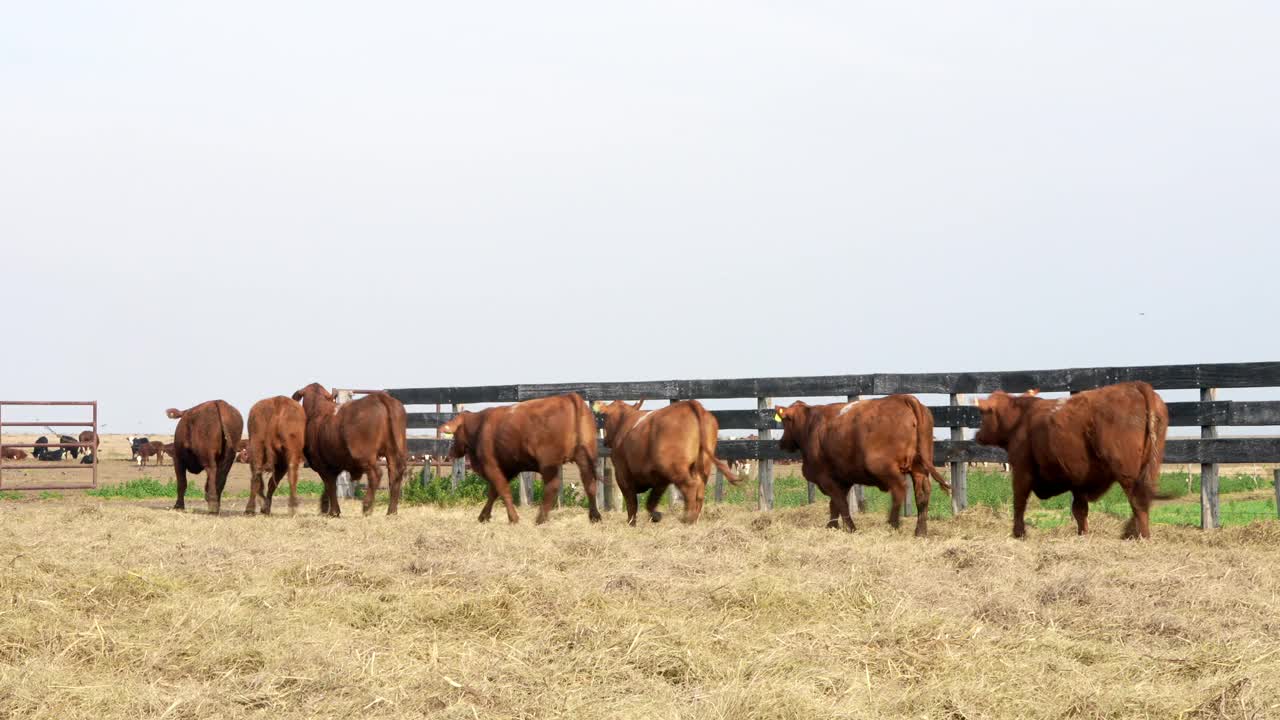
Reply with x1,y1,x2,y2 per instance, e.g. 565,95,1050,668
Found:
478,513,492,523
588,512,602,524
649,511,663,523
826,519,840,529
535,515,549,525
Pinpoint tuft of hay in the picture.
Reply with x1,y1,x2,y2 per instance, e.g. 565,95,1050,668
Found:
0,498,1277,718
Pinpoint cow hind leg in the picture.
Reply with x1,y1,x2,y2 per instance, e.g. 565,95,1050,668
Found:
286,455,301,515
203,460,221,515
645,482,668,523
1011,469,1033,539
573,448,602,523
360,462,383,516
478,484,499,523
831,484,856,532
1071,493,1090,535
536,465,562,525
246,466,264,515
173,459,189,511
1123,484,1153,540
909,467,932,537
877,469,907,530
264,464,286,515
386,454,405,516
480,460,519,523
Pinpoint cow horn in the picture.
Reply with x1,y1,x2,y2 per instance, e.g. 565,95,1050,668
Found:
1026,388,1040,397
633,398,645,410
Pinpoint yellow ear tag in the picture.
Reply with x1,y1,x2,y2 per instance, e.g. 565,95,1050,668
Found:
773,411,783,422
591,401,602,412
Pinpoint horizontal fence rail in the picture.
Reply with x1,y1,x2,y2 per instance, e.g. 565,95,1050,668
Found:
407,400,1280,433
389,362,1280,529
388,361,1280,405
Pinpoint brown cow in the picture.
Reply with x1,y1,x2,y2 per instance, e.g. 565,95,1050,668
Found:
597,399,742,525
244,395,307,516
134,440,166,466
2,448,27,460
235,439,250,464
974,382,1168,539
167,400,245,514
292,384,407,517
163,443,176,463
776,395,950,536
438,393,600,524
78,430,98,453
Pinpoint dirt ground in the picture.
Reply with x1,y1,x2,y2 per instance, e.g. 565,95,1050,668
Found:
1,498,1278,719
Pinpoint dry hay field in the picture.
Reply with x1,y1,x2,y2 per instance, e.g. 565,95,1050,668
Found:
2,498,1279,720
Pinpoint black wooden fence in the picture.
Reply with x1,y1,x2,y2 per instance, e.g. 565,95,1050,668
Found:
388,361,1280,529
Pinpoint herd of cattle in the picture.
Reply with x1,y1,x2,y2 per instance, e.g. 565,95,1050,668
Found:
1,430,100,464
108,379,1166,539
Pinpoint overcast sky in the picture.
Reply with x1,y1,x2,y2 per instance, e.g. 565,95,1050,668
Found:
3,2,1277,431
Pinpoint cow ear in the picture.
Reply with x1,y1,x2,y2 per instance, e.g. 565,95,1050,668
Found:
633,398,645,410
291,388,305,401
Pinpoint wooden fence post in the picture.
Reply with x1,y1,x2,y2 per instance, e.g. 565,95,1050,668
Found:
335,390,356,499
1269,468,1280,517
847,394,864,513
758,396,774,511
950,393,968,513
599,456,614,511
449,403,463,491
668,398,684,510
1273,469,1280,520
714,467,725,502
1201,387,1220,529
520,471,534,507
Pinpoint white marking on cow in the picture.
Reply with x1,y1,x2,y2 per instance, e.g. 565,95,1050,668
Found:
839,401,858,416
1049,399,1067,415
635,412,653,425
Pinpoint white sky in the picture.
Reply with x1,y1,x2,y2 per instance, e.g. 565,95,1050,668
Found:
2,2,1277,432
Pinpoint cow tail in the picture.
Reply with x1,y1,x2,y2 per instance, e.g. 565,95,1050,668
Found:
375,393,408,473
691,401,743,485
569,394,598,462
165,407,185,420
1136,383,1172,499
214,402,233,456
908,396,951,493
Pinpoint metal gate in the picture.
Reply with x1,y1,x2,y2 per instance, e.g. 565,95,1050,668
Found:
0,401,99,490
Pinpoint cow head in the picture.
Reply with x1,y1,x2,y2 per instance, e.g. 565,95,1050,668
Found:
774,402,811,453
292,383,336,416
439,412,474,459
595,400,644,447
974,390,1040,448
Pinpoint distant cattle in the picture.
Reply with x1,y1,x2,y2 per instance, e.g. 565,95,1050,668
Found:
597,399,741,525
439,393,600,525
776,395,950,536
974,382,1169,539
134,440,165,466
129,437,151,458
59,435,80,459
167,401,245,515
78,430,98,454
32,436,65,461
293,384,407,517
2,448,27,461
163,443,176,463
244,396,307,516
80,453,95,464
